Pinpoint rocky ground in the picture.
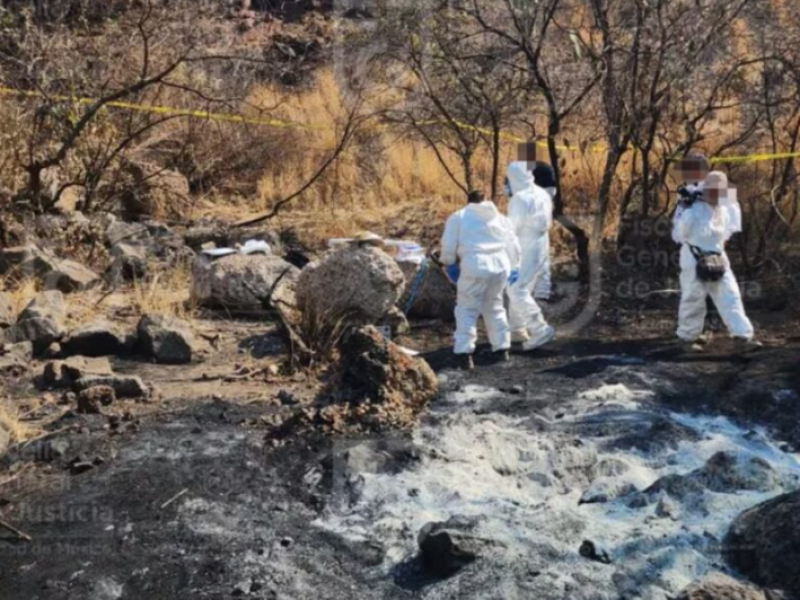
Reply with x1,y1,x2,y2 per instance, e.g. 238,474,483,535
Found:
1,295,799,599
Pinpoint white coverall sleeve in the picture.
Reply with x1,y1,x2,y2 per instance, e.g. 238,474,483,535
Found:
440,213,460,266
507,196,527,239
672,201,686,244
531,195,553,234
503,219,521,269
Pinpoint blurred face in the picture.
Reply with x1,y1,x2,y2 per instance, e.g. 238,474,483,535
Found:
680,158,710,183
704,172,728,206
517,142,536,169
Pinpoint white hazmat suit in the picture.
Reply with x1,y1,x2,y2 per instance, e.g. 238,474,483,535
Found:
673,194,754,341
505,162,554,347
441,200,521,355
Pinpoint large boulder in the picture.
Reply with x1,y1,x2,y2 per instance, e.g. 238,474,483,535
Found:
191,254,299,311
676,573,769,600
296,246,405,327
724,490,800,598
43,259,101,293
137,314,202,364
398,260,456,320
61,321,132,357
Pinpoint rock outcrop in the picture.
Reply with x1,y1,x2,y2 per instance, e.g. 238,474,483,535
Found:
724,490,800,599
296,246,405,328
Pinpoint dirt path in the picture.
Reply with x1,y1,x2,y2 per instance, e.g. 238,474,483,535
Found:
1,313,799,600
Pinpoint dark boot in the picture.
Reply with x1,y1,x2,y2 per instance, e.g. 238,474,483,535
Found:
459,354,475,371
494,350,510,363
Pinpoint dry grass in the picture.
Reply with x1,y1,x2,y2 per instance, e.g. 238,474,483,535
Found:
130,262,197,322
0,402,36,446
0,276,39,316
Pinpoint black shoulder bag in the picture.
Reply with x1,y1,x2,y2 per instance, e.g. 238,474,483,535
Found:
689,245,726,282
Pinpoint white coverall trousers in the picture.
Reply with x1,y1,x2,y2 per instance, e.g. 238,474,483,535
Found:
533,232,552,299
508,235,550,337
454,251,512,355
677,245,754,341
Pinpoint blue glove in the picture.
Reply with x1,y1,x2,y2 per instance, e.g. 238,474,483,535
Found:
445,264,461,284
508,269,520,286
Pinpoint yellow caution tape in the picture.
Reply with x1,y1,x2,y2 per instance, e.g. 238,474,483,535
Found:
0,86,324,131
3,85,799,164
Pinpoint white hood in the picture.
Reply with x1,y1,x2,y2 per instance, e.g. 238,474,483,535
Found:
507,162,535,195
464,200,500,222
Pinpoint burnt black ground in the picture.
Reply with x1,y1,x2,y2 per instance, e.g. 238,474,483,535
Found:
2,312,800,600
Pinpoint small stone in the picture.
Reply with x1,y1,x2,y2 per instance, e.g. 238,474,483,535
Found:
76,386,115,414
579,540,612,564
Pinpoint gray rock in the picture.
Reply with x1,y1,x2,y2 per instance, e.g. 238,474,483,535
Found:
74,374,149,399
191,254,299,310
579,477,638,505
676,572,770,600
19,290,66,323
106,221,150,246
398,259,456,320
4,291,67,349
696,451,780,493
418,516,487,577
107,242,148,281
62,321,131,357
0,245,57,278
41,356,113,389
137,314,201,364
724,490,800,598
297,246,405,327
43,260,101,293
76,385,115,414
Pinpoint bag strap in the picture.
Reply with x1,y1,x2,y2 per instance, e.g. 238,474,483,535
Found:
688,244,721,259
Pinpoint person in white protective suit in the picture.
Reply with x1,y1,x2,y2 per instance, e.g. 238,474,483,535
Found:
440,190,521,370
672,170,760,352
532,161,559,300
505,162,556,351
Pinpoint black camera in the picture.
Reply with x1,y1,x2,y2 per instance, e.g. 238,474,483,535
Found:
678,185,704,208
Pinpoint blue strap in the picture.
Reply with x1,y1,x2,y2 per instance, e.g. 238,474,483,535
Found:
403,258,429,315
